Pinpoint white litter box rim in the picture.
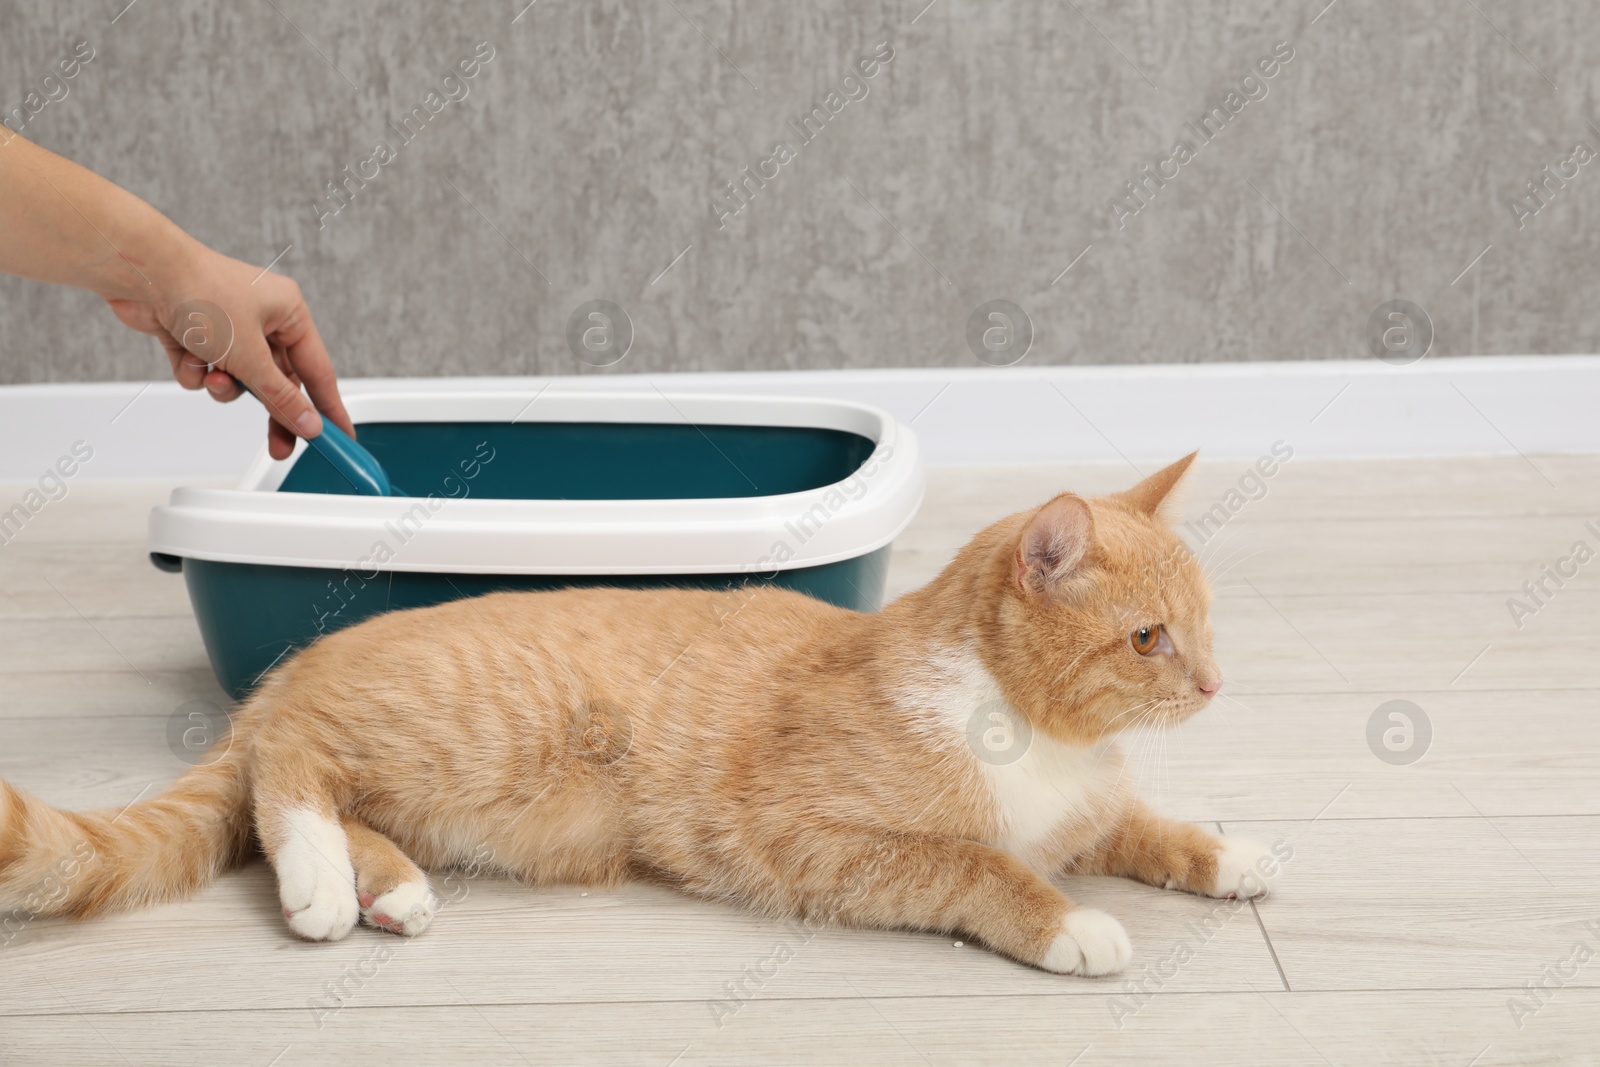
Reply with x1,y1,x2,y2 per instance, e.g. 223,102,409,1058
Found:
148,390,924,575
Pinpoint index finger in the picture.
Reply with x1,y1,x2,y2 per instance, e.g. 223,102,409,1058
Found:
276,305,355,438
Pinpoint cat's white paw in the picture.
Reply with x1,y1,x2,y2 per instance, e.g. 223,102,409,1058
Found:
1040,908,1133,976
1207,836,1276,900
276,811,360,942
363,880,439,937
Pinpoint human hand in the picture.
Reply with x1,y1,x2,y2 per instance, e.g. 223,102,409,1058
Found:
104,246,355,461
0,134,350,459
0,133,350,456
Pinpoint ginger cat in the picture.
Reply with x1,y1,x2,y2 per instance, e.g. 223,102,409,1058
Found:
0,453,1275,976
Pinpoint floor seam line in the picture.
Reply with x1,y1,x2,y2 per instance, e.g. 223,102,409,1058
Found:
7,983,1600,1019
1219,820,1292,993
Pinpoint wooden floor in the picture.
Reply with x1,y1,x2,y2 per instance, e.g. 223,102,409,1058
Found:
2,457,1598,1066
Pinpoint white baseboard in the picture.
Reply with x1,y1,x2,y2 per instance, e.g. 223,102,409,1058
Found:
1,356,1595,481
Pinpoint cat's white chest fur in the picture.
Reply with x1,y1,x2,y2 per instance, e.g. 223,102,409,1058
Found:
983,725,1121,859
903,646,1124,865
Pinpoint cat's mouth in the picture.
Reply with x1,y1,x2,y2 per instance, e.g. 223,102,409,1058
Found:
1174,686,1225,720
1168,699,1210,724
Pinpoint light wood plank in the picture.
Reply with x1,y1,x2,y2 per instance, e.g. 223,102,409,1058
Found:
1228,816,1600,992
0,989,1590,1067
0,669,226,722
917,456,1600,520
1143,689,1600,822
0,863,1283,1017
0,539,193,619
0,616,212,675
1208,591,1600,694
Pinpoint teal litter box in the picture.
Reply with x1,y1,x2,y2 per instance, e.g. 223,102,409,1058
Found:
148,390,924,699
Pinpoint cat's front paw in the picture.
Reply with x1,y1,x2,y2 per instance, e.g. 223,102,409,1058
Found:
1039,908,1133,976
280,864,360,942
276,818,360,942
1206,836,1277,900
361,879,439,937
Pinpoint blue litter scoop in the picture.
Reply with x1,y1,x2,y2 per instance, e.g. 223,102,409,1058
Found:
239,381,402,497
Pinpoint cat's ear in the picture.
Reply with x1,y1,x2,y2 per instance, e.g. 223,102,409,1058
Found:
1114,451,1198,523
1015,495,1094,594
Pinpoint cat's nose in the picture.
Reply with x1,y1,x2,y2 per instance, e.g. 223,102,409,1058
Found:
1197,677,1222,698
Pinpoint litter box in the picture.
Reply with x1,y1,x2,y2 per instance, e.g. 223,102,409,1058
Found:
148,390,924,699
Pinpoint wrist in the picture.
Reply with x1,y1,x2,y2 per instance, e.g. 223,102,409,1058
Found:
90,204,207,307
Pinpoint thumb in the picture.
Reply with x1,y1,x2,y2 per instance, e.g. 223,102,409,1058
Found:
228,342,324,440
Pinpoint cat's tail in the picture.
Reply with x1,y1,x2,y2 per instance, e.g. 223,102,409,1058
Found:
0,740,251,922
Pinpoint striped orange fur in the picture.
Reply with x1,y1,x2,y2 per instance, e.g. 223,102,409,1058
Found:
0,454,1277,974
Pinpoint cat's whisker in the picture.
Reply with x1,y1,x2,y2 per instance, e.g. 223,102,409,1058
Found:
1191,527,1251,572
1189,524,1236,559
1163,714,1178,776
1046,647,1092,688
1102,715,1155,802
1146,721,1172,773
1201,535,1258,568
1203,692,1235,728
1121,713,1166,852
1215,691,1258,717
1103,698,1160,732
1100,705,1154,737
1204,547,1265,588
1117,719,1151,772
1195,540,1242,576
1148,734,1169,806
1125,708,1164,795
1196,532,1258,570
1119,733,1147,796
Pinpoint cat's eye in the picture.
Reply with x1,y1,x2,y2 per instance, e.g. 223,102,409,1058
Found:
1131,625,1163,655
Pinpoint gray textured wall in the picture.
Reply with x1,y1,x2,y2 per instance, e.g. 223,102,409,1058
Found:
1,0,1596,383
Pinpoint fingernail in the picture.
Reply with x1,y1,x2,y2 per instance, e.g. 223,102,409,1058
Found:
295,411,323,438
